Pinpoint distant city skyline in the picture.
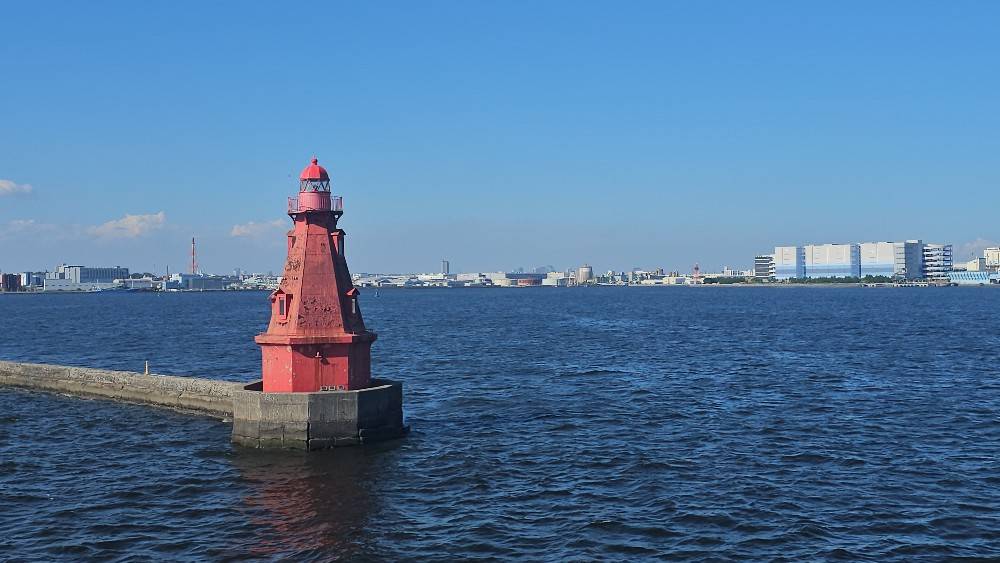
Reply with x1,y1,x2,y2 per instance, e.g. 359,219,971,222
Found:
1,222,996,278
4,238,994,280
2,3,998,273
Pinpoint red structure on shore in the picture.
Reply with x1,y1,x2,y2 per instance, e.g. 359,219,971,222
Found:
255,158,376,393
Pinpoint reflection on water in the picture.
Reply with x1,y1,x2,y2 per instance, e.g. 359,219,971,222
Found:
233,444,401,560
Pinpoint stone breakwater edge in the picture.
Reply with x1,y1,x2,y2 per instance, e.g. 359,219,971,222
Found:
0,361,407,450
0,361,238,417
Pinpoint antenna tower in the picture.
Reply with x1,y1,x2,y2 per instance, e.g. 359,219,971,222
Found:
191,237,198,275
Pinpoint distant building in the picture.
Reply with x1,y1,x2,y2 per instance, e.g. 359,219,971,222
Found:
639,276,687,285
485,272,545,287
773,246,805,280
859,242,896,277
63,265,129,284
413,273,462,287
542,272,568,286
19,272,45,288
922,244,953,282
120,278,157,290
1,273,23,292
985,247,1000,268
963,257,987,272
166,273,239,290
188,275,240,290
775,240,948,280
238,274,282,290
859,240,923,279
455,273,489,285
43,279,118,291
803,244,860,278
192,276,234,290
948,271,999,285
720,266,753,277
754,255,775,279
576,264,594,284
441,260,450,275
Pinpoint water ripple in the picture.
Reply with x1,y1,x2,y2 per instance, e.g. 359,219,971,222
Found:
2,288,1000,559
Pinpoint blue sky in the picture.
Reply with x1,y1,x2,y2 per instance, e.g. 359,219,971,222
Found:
1,1,998,274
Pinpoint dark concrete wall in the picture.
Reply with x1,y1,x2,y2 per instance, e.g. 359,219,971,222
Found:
358,378,404,431
0,361,241,417
232,379,407,450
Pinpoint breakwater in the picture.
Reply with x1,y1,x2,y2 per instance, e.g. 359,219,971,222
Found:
0,360,408,450
0,360,240,417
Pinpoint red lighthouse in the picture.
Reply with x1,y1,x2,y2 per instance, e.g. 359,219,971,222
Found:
255,157,376,393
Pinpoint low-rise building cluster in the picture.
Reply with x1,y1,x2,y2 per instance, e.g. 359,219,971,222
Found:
354,271,569,288
948,246,1000,285
354,265,757,288
0,263,281,292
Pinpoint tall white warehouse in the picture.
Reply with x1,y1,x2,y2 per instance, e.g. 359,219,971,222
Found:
774,246,805,280
859,240,923,279
804,244,860,278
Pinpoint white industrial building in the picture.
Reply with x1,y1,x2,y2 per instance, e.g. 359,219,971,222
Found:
41,264,131,291
48,264,130,284
773,246,805,280
542,272,568,286
859,240,924,279
775,244,860,279
43,279,118,292
771,240,951,281
962,258,987,272
804,244,860,278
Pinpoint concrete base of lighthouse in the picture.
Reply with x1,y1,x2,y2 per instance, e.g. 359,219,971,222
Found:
231,379,408,450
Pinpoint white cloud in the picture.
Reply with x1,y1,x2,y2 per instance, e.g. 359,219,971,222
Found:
231,219,286,238
0,179,33,196
0,219,64,239
5,219,37,232
88,212,166,239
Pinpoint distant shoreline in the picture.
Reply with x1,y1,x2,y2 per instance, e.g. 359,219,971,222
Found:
3,283,997,296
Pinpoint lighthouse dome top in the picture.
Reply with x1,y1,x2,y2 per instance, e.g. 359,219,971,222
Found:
299,158,330,181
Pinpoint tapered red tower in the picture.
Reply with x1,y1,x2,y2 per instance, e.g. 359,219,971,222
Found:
254,157,376,392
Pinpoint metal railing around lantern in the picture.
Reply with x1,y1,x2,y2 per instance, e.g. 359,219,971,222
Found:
288,196,344,214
